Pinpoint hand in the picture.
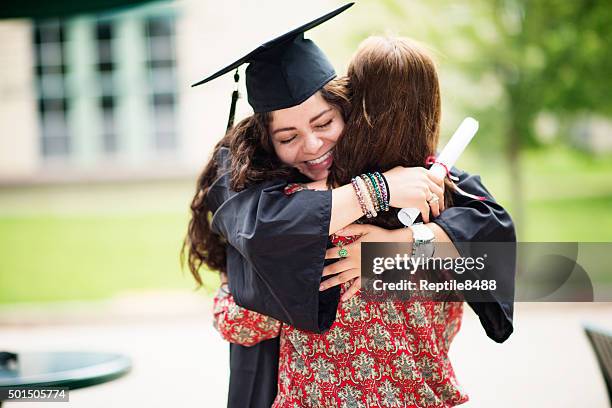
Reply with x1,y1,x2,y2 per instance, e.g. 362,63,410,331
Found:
321,224,410,301
382,166,445,222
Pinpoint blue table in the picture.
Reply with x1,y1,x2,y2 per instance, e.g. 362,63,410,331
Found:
0,351,131,406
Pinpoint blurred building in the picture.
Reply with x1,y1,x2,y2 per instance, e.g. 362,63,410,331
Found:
1,2,189,183
0,0,335,184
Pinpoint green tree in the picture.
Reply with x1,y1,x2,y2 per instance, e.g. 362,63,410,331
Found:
361,0,612,233
459,0,612,230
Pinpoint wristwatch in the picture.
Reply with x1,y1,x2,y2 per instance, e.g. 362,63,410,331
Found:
408,223,435,258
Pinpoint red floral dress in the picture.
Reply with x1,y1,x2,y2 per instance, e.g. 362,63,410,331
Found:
212,184,468,408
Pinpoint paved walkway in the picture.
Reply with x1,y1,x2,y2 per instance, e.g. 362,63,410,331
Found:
451,303,611,408
1,295,611,407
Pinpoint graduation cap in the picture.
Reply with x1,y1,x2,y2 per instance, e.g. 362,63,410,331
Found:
192,3,354,129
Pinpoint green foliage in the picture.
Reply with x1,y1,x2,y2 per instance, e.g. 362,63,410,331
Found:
444,0,612,146
354,0,612,148
524,195,612,242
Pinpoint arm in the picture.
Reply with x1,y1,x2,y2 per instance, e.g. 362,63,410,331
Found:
319,222,457,300
328,166,445,233
320,168,515,342
213,275,281,347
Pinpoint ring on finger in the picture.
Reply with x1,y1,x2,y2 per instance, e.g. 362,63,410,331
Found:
427,193,439,203
338,243,348,258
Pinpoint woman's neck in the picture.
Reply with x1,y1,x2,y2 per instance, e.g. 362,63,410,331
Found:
305,179,330,191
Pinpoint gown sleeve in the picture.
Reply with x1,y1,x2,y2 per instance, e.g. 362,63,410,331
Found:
207,147,340,334
213,286,281,346
432,168,516,343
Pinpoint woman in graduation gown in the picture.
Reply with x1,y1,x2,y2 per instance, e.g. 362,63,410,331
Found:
184,4,515,407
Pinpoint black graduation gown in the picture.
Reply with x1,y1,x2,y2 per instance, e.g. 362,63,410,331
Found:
208,147,516,407
208,148,340,335
227,338,279,408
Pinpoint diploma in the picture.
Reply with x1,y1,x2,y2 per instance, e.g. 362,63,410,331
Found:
398,117,479,227
430,117,479,180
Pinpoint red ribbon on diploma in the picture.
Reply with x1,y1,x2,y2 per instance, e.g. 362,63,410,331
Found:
425,155,486,201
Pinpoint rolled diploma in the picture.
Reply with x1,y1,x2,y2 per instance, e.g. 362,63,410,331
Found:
398,117,479,226
430,117,479,179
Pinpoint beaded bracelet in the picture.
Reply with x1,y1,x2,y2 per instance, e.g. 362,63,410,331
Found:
365,173,385,212
356,176,377,217
351,177,373,218
377,172,390,211
361,172,388,213
361,174,380,212
373,172,389,211
351,172,390,218
379,172,391,204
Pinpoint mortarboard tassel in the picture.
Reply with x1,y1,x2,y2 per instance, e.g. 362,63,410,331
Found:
226,69,240,132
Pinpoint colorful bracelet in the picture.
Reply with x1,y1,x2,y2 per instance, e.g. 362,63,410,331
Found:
373,172,389,211
351,172,390,218
356,176,377,217
360,174,380,212
351,177,373,218
365,173,385,212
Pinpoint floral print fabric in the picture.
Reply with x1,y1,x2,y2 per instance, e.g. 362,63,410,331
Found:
213,286,281,346
213,287,467,407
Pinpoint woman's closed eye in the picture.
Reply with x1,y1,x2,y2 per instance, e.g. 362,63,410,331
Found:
279,135,297,144
277,119,332,144
315,119,333,129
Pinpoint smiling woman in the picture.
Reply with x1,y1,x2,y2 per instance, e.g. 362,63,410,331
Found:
269,93,345,181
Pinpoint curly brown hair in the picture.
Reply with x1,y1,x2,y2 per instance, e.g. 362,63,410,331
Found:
182,78,351,285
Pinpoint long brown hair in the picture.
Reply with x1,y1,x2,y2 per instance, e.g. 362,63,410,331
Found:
182,79,350,285
328,36,453,229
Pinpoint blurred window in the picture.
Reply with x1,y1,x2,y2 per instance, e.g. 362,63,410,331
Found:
95,20,117,154
145,15,178,152
33,11,179,164
34,20,70,157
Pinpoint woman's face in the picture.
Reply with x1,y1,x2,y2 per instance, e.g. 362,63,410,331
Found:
269,91,345,181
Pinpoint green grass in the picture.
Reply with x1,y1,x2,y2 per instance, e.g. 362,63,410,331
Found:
523,195,612,242
0,212,219,304
458,145,612,203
